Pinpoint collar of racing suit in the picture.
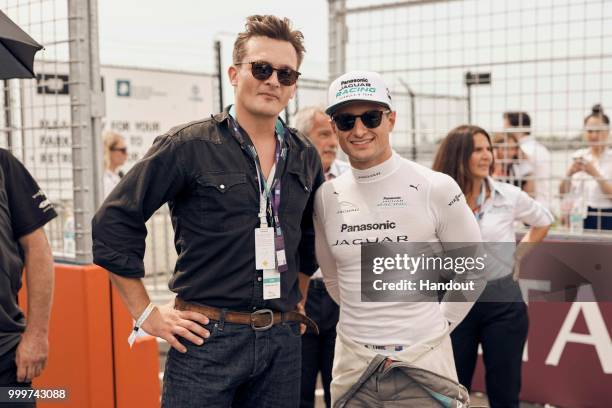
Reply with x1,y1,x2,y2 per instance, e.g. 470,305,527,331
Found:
350,150,400,183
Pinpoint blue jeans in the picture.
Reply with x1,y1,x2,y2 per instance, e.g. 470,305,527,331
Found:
162,315,302,408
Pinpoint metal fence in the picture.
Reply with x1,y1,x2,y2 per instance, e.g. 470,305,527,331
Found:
1,0,103,263
328,0,612,228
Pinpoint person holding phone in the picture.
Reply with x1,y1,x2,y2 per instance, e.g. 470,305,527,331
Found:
559,104,612,230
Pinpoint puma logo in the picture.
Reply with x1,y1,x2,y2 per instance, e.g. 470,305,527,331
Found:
409,184,419,191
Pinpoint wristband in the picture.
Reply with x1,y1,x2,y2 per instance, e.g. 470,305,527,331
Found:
127,303,156,347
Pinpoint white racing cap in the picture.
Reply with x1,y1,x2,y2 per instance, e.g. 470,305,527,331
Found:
326,71,393,116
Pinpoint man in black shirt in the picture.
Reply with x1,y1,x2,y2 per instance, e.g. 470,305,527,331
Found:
92,15,324,408
0,148,56,405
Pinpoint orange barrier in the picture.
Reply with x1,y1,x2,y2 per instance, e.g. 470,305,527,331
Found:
111,285,161,408
18,263,160,408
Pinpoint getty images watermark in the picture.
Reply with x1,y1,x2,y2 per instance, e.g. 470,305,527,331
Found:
371,252,486,292
360,241,612,303
360,242,489,303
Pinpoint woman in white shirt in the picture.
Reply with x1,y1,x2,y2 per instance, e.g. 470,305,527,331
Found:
432,125,553,408
559,105,612,230
102,131,128,197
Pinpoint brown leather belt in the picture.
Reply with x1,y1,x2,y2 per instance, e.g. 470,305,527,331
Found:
175,298,319,335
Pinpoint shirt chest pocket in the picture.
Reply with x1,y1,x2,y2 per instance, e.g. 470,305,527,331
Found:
192,172,253,231
282,167,312,217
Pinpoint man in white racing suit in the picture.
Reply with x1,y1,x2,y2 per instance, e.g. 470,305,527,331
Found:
314,71,483,406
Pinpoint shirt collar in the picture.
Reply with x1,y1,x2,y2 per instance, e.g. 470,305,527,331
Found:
486,176,506,201
327,160,342,179
519,135,535,145
228,104,285,136
350,151,399,183
583,146,612,160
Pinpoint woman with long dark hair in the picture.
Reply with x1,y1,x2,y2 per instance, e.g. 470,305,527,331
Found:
432,125,553,407
559,104,612,230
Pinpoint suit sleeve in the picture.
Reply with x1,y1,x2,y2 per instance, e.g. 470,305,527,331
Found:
429,172,485,328
313,184,340,304
514,189,554,227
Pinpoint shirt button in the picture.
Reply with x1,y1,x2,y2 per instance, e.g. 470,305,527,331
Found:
257,277,262,282
219,184,225,190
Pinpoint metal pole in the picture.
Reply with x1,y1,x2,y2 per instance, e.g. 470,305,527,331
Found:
466,84,472,124
2,80,12,151
398,78,418,161
88,0,105,211
215,40,224,111
68,0,104,264
409,90,417,161
18,79,27,163
328,0,347,82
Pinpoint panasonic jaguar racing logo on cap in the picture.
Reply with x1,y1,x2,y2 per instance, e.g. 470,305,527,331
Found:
336,77,376,99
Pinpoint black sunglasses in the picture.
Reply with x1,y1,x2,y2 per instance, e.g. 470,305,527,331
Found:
332,110,390,131
111,147,127,153
235,61,301,86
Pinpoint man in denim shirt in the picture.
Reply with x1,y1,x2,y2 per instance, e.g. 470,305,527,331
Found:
92,15,324,408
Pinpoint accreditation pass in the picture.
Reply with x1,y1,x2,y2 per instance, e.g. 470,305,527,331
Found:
255,227,281,299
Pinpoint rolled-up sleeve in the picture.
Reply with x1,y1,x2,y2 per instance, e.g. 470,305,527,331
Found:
92,134,187,277
514,190,554,227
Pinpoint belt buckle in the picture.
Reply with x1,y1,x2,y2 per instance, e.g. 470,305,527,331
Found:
251,309,274,331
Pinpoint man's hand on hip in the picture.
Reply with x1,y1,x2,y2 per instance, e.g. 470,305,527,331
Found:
15,330,48,382
141,300,210,353
295,303,307,335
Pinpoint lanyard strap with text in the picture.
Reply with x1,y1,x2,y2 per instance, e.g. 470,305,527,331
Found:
227,108,288,272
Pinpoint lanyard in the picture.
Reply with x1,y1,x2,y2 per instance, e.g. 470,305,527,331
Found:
254,144,280,227
473,180,486,221
227,106,287,233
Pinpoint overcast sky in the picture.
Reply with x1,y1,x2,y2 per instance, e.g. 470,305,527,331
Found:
97,0,330,80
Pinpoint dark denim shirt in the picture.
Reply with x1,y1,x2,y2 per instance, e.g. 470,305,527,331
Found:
92,109,324,312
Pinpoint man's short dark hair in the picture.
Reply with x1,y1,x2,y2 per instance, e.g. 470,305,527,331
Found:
233,15,305,68
503,111,531,134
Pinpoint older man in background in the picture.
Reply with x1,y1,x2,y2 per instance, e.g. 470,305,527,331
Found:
294,106,348,408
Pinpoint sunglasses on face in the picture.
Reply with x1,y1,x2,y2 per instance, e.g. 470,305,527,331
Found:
235,61,301,86
111,147,127,153
332,110,390,131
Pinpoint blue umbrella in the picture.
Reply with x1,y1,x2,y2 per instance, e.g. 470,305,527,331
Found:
0,9,43,79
